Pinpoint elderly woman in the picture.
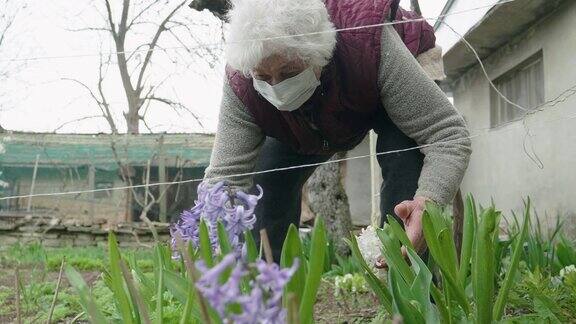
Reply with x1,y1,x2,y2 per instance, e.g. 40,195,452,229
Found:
203,0,471,262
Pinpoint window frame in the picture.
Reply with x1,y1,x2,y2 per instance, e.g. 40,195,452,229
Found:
490,50,545,128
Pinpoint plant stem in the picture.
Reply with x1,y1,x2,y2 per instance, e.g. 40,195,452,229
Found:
15,267,21,324
260,229,274,264
47,258,66,324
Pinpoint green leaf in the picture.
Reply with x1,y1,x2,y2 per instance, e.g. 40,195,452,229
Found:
154,245,165,324
108,232,135,323
386,215,414,249
557,236,576,268
473,207,498,324
422,210,470,315
217,221,232,257
493,198,531,320
180,285,196,324
199,220,214,267
281,224,307,304
299,217,327,324
377,225,414,283
244,230,259,263
406,249,439,323
388,267,426,324
437,228,459,281
345,235,393,314
164,268,192,304
65,266,108,323
459,194,477,285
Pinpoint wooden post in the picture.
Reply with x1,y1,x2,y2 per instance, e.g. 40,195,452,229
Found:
158,135,167,223
369,131,381,227
26,154,40,213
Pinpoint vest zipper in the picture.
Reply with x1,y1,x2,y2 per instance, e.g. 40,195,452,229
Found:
323,140,329,151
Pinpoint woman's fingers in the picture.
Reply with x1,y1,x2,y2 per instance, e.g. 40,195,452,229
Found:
394,200,415,221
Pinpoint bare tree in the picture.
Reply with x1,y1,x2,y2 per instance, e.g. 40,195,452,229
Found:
57,1,223,222
0,0,26,127
64,0,222,134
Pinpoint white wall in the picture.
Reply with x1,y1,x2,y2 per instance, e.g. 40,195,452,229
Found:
451,1,576,232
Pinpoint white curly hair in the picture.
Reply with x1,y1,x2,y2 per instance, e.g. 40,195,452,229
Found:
225,0,337,76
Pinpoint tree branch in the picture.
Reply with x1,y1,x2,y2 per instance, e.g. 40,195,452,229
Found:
146,95,204,128
53,115,104,133
135,0,187,94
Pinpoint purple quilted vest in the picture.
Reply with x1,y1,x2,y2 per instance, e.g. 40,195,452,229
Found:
226,0,436,155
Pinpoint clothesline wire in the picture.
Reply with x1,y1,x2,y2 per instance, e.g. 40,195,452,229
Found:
0,1,516,63
1,86,575,202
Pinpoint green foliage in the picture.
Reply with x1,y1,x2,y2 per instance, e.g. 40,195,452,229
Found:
506,268,576,323
333,273,369,296
54,217,330,323
348,195,549,324
506,208,564,275
556,236,576,270
1,198,575,323
299,217,328,324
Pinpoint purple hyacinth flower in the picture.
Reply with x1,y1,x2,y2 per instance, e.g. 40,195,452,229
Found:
195,253,299,324
170,181,263,259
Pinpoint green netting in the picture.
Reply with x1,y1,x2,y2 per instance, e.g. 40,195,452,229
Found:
0,133,214,170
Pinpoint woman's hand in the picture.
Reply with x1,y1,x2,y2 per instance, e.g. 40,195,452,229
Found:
375,196,429,269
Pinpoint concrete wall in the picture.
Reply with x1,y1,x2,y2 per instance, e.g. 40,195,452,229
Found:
450,1,576,232
1,166,126,224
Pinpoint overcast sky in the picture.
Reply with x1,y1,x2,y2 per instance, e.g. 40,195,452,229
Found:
0,0,449,134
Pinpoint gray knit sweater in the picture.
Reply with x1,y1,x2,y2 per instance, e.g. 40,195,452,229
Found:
204,26,472,205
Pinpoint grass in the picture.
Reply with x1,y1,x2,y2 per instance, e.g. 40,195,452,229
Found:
0,242,154,323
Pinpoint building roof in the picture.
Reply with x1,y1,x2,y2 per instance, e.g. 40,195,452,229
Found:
0,132,215,170
442,0,567,82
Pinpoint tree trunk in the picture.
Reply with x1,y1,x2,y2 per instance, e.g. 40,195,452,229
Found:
304,152,353,256
452,189,464,257
125,105,140,134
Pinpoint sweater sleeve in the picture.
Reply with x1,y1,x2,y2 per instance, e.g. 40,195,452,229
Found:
203,81,265,191
377,25,472,205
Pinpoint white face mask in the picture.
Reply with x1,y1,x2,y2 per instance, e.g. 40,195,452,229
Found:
252,67,320,112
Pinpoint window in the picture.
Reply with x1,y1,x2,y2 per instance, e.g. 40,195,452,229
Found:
490,52,544,127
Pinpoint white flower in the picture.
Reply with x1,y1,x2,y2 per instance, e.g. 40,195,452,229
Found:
559,264,576,278
551,276,562,287
356,226,382,270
